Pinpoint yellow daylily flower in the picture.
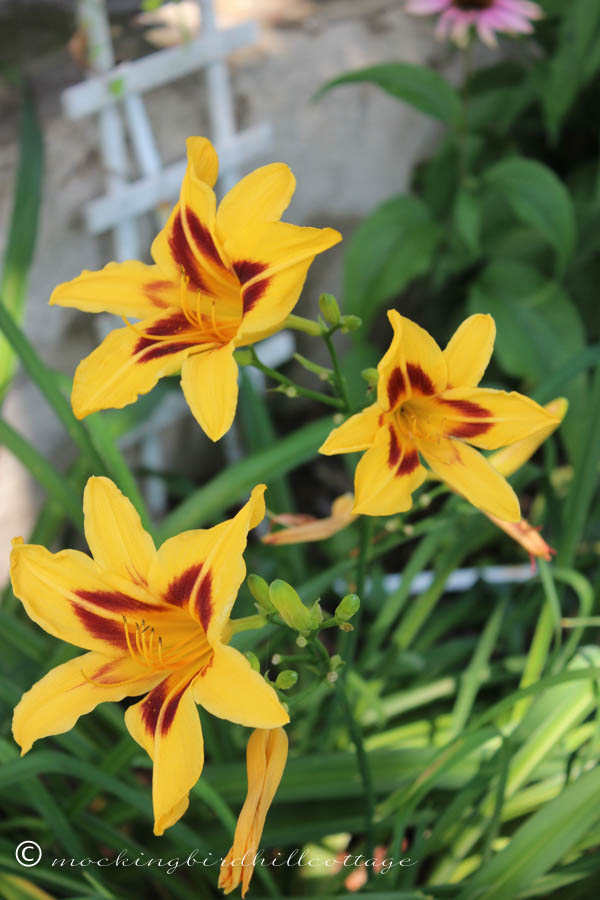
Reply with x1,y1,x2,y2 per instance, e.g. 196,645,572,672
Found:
320,311,561,522
50,137,341,441
10,477,288,836
262,493,356,545
219,727,288,898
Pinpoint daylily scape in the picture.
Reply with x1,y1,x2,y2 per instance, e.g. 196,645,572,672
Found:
50,137,341,441
320,311,560,521
10,477,288,837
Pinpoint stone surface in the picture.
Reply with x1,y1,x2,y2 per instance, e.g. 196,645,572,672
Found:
0,0,442,580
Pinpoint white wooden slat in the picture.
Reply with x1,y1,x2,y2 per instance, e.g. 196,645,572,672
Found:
63,22,258,120
84,122,272,233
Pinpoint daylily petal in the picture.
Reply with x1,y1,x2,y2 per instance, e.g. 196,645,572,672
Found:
489,397,568,477
231,222,342,345
83,476,156,586
185,135,219,188
220,728,288,898
180,342,238,441
49,260,179,318
437,387,561,450
10,539,179,657
193,644,289,728
377,310,447,412
262,493,356,545
149,486,266,641
319,404,381,455
487,515,554,562
443,314,496,388
13,651,161,755
353,424,426,516
71,310,197,419
216,163,296,250
125,670,204,835
418,436,520,521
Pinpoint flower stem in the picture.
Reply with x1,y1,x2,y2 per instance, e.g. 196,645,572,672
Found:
323,330,352,413
283,313,323,337
228,613,268,635
247,348,344,409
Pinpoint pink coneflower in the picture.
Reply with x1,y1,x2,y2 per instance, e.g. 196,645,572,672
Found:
405,0,543,47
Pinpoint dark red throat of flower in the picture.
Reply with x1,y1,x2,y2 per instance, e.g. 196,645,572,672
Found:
454,0,494,10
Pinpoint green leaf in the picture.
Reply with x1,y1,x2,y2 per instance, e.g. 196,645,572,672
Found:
316,62,462,126
467,261,585,382
456,767,600,900
156,416,332,541
454,186,482,255
342,195,441,325
484,157,576,274
0,91,43,401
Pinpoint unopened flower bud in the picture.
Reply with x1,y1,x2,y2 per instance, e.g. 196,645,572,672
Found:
335,593,360,622
247,574,273,613
244,651,261,673
330,654,343,671
275,670,298,690
340,315,362,333
361,368,379,387
319,293,341,326
326,671,339,683
269,579,314,632
339,622,354,632
296,635,308,648
271,653,282,665
285,386,298,399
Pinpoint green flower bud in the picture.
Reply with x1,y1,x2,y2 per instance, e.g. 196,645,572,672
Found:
319,293,341,326
269,579,314,632
340,314,362,333
335,593,360,622
247,574,273,613
330,654,343,671
244,651,261,673
275,669,298,690
361,367,379,387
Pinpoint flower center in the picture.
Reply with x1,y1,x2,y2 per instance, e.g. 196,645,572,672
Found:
395,399,439,444
453,0,494,9
123,616,212,673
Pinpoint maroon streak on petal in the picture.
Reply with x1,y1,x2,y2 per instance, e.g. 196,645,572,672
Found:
449,421,493,439
137,341,193,363
388,426,401,468
232,260,268,285
143,280,174,309
160,675,196,735
407,363,435,396
141,679,169,735
168,210,206,291
186,211,226,269
441,398,491,418
75,589,151,615
387,367,405,409
193,570,213,633
242,278,270,314
397,449,419,477
72,605,127,649
165,564,203,608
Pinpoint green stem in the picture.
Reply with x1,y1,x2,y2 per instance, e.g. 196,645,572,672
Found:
228,613,268,635
323,330,352,413
248,347,344,409
339,683,376,870
283,313,323,337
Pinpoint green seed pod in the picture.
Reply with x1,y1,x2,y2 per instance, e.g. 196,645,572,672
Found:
319,292,341,326
269,579,314,632
275,669,298,690
247,574,273,613
335,593,360,622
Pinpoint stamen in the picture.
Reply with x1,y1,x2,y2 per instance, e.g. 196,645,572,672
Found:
123,615,138,663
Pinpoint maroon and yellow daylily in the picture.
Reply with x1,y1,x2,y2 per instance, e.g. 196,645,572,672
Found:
320,311,560,522
10,477,288,835
50,137,341,441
